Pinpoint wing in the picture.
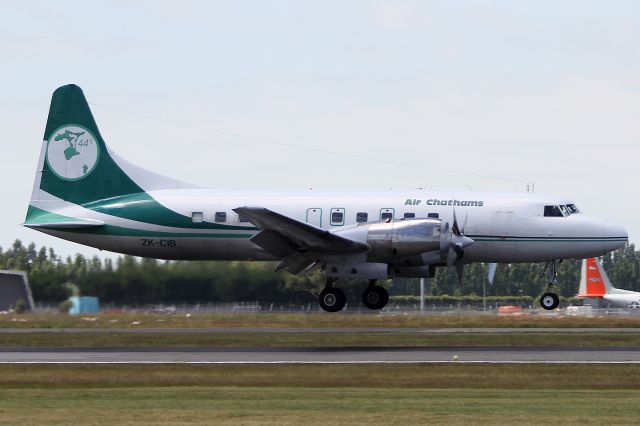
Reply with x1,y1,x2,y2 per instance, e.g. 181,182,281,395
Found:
233,207,369,273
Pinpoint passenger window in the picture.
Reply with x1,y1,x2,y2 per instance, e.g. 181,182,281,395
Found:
191,212,203,223
238,214,249,223
356,212,368,223
403,212,415,219
330,208,345,226
214,212,227,223
380,208,394,221
544,206,564,217
428,213,439,219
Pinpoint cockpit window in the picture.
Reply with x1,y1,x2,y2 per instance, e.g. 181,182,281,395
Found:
559,205,569,216
544,205,564,217
566,204,580,214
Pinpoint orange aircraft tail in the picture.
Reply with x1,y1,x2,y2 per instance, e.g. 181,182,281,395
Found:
578,258,612,298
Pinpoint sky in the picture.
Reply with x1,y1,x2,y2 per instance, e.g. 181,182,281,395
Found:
1,0,639,257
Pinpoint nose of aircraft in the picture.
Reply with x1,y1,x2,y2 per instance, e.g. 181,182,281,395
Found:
603,220,628,252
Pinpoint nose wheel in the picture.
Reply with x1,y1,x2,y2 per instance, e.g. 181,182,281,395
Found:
362,280,389,310
540,292,560,310
540,260,561,310
318,278,346,312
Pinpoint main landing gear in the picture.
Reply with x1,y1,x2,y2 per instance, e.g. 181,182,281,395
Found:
317,278,390,312
362,280,389,310
319,278,346,312
540,260,560,311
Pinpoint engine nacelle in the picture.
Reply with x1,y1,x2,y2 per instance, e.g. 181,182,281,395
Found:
365,218,443,262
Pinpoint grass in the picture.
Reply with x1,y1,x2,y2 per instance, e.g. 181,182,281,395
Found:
4,311,640,329
1,387,639,425
1,365,640,425
2,331,640,348
2,363,640,388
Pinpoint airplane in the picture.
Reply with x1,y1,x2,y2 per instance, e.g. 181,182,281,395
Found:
577,257,640,308
24,84,628,312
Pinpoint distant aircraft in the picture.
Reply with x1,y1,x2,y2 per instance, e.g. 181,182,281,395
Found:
577,258,640,308
24,85,628,312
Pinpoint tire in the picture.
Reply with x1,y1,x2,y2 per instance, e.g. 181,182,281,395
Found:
540,292,560,310
319,287,346,312
362,286,389,310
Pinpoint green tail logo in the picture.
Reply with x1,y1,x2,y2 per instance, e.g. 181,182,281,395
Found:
37,84,144,205
47,125,100,180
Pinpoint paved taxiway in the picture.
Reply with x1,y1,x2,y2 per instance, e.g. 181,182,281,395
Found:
1,347,639,363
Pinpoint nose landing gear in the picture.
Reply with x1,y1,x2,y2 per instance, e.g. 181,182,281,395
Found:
540,260,561,311
362,280,389,310
540,292,560,310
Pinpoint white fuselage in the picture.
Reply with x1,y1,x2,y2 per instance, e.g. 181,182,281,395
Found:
37,188,626,263
602,293,640,308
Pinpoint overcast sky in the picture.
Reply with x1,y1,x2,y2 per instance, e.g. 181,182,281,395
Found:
1,1,639,257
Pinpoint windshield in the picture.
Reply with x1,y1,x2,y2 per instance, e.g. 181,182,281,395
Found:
544,205,564,217
544,204,581,217
566,204,580,214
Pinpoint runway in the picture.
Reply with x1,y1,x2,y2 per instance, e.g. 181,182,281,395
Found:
2,347,640,364
3,327,640,333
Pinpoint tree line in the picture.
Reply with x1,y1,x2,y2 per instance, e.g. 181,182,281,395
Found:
1,239,638,305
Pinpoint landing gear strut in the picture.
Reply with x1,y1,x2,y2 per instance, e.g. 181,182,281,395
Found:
540,260,560,310
362,280,389,310
319,278,346,312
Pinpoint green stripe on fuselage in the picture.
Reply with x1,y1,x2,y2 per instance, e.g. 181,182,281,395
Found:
62,223,255,238
81,192,258,231
26,205,254,238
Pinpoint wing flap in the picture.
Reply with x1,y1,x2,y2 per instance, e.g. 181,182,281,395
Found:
234,207,368,255
276,254,317,274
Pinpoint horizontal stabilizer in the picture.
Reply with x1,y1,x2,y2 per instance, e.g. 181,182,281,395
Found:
23,219,104,230
23,205,104,230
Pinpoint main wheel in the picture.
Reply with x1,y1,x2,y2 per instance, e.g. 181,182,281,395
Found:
362,286,389,310
540,292,560,310
319,287,346,312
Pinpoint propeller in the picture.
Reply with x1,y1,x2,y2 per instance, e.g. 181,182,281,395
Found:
445,208,474,284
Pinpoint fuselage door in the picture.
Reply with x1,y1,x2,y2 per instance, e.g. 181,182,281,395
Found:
306,208,322,227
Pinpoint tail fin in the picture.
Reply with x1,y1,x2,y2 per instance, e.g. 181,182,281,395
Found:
27,85,197,220
578,257,614,297
25,84,200,229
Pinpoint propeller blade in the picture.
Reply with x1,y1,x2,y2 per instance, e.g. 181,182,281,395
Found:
443,208,474,284
452,216,460,236
487,263,497,285
447,246,457,267
456,262,464,284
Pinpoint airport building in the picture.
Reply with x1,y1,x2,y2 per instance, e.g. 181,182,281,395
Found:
0,270,34,312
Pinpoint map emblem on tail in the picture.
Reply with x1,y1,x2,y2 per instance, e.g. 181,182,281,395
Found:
46,125,100,180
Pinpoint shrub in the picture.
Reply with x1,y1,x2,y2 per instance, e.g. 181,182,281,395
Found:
58,300,73,314
14,298,26,314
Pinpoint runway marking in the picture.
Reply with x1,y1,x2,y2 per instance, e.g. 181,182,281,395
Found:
2,361,640,365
